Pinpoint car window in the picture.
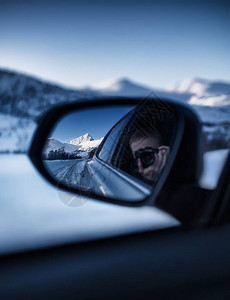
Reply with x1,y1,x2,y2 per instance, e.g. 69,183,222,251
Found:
97,101,177,184
97,114,131,166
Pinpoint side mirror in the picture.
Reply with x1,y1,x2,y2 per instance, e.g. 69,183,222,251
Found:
29,97,203,208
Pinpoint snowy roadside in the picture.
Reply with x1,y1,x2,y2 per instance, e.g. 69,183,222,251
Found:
0,149,228,254
0,154,179,254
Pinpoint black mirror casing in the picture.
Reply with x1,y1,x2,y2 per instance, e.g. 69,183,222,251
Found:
28,97,203,208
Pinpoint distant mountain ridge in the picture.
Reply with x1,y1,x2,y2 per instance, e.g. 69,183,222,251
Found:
89,77,154,97
1,68,230,118
66,133,94,145
166,77,230,96
66,133,103,151
0,68,230,152
89,77,230,111
0,69,97,119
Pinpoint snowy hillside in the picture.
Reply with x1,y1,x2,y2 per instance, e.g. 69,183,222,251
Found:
164,78,230,122
189,94,230,107
165,78,230,149
0,69,96,119
43,138,80,157
0,113,36,152
0,69,98,153
166,78,230,96
66,133,103,151
43,134,103,159
0,68,229,152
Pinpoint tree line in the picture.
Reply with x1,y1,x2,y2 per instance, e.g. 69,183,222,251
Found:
46,147,96,160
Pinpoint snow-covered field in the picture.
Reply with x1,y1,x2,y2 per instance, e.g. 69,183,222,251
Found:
0,113,36,152
0,154,179,254
0,149,228,254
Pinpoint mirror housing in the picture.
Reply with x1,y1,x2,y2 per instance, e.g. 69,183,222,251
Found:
29,97,204,208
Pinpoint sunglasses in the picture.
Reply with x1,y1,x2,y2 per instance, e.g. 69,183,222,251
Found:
134,147,159,168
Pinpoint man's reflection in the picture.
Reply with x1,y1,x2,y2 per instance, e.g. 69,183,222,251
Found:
129,128,170,183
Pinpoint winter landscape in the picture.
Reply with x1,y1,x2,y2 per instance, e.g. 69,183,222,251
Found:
0,69,230,153
0,68,230,253
43,133,103,192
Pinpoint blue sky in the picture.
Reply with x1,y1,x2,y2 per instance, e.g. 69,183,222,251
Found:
0,0,229,89
52,105,134,141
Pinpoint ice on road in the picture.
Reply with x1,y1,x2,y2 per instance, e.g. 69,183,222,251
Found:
44,159,101,194
45,159,87,187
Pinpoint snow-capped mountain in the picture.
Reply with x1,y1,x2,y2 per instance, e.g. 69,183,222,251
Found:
164,78,230,149
66,133,94,145
66,133,103,151
189,94,230,107
163,77,230,122
89,77,196,102
164,78,230,110
43,134,103,159
89,78,154,97
166,78,230,97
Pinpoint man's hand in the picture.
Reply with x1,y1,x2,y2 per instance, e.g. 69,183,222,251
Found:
137,146,170,182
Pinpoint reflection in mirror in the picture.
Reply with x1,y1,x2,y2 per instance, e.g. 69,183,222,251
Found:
42,101,177,202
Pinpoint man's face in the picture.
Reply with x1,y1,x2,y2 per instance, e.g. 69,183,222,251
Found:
130,136,160,156
130,136,169,182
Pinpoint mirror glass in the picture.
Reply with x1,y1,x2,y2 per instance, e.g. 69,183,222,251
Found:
42,101,178,202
